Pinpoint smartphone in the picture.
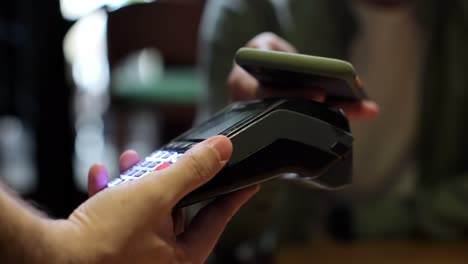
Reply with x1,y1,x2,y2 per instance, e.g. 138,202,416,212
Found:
235,48,367,101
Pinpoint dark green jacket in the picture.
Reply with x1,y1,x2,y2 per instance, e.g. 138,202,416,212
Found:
198,0,468,240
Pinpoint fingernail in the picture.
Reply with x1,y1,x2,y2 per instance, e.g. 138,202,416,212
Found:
205,136,231,162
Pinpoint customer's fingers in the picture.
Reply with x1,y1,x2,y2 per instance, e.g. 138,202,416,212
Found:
333,100,380,121
87,163,108,197
258,87,326,102
247,32,297,53
228,65,259,101
119,150,140,173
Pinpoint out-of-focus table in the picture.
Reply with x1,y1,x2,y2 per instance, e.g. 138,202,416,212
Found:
276,242,468,264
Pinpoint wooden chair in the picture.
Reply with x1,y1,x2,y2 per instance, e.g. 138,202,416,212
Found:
106,0,205,151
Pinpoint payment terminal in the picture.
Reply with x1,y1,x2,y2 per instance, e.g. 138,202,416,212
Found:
108,98,353,207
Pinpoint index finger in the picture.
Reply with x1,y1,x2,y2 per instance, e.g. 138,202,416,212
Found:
331,100,380,121
247,32,297,53
228,65,259,102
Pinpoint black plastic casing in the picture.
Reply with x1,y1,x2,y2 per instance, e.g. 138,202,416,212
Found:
164,98,353,207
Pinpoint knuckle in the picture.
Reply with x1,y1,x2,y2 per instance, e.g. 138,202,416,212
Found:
248,32,277,48
258,31,277,40
183,151,216,184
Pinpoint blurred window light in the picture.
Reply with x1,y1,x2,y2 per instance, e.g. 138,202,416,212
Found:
63,9,109,95
60,0,153,20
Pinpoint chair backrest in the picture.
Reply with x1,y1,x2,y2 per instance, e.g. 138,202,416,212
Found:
106,0,205,70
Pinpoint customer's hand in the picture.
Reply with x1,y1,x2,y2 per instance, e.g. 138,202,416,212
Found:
228,32,380,121
45,135,258,264
87,148,140,197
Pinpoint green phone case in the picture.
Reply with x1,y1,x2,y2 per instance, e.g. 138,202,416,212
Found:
235,48,367,100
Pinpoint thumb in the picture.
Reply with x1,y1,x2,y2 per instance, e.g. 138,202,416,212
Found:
149,135,233,205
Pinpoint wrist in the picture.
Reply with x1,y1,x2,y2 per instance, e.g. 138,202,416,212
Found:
11,213,73,264
0,184,88,264
0,187,50,263
42,218,115,264
36,218,72,264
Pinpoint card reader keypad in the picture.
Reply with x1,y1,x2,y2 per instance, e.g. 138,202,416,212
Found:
108,150,184,187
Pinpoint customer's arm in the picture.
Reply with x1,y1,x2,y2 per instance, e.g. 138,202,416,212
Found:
0,135,258,264
0,184,57,263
